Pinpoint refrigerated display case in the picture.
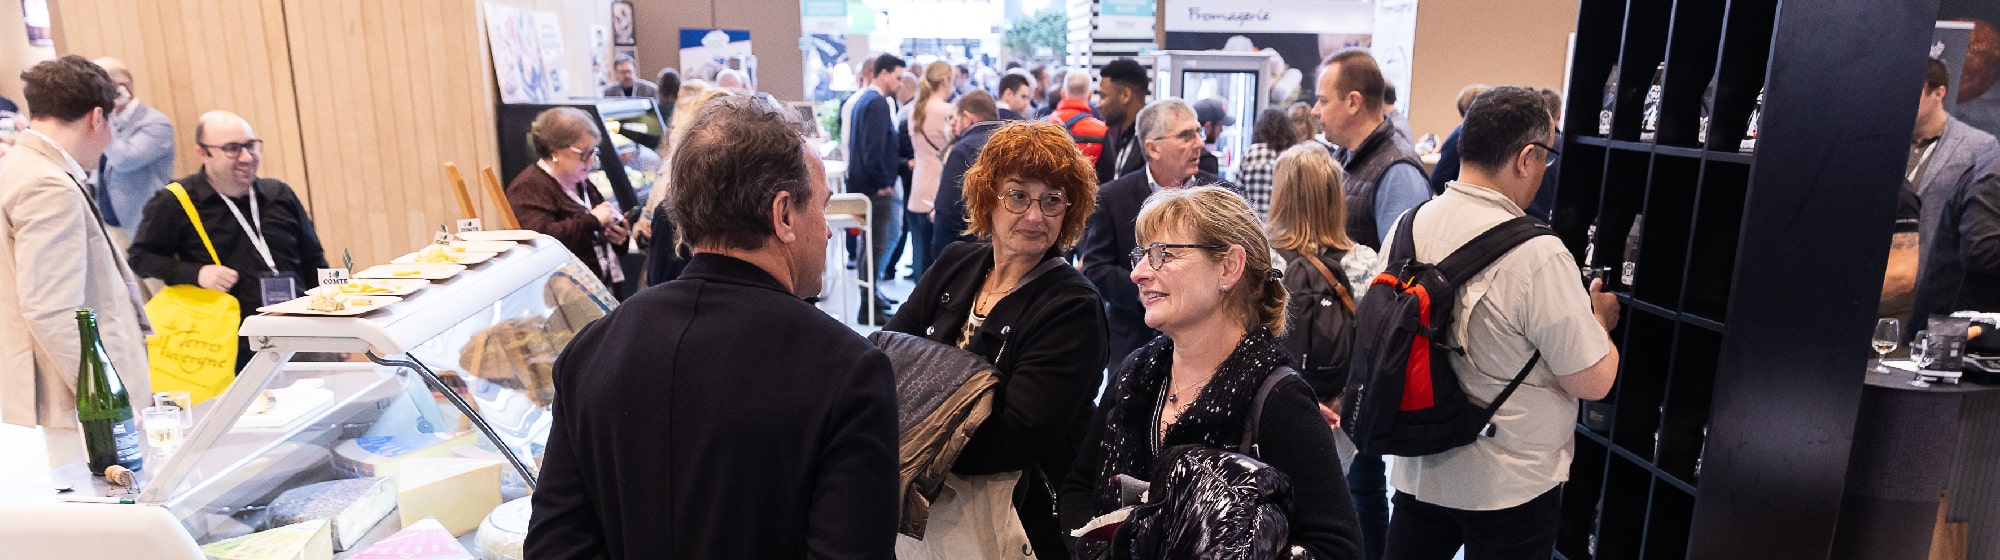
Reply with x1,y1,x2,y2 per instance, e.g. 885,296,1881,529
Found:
1152,51,1271,181
0,236,614,559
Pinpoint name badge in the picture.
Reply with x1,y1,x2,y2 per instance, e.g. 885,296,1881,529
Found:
257,271,299,307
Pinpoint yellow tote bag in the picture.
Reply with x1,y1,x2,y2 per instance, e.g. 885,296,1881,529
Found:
145,183,240,405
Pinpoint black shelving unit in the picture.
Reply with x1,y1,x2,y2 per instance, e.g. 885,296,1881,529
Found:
1549,0,1942,557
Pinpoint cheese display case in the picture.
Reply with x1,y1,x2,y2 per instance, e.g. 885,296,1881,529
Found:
0,236,614,559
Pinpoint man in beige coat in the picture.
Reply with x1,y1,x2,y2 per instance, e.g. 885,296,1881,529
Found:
0,56,152,468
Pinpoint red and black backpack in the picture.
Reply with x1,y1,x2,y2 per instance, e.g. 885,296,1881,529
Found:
1340,203,1554,457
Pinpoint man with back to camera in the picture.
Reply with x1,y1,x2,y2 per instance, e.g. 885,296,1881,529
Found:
1081,98,1238,373
527,96,898,558
996,70,1037,120
1314,48,1432,252
602,54,658,98
127,111,328,371
1094,58,1153,185
848,53,907,323
928,90,1002,262
90,57,175,251
1192,97,1232,176
1044,69,1107,164
1374,86,1622,559
0,55,153,468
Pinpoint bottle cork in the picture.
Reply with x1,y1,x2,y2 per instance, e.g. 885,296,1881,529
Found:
104,465,135,487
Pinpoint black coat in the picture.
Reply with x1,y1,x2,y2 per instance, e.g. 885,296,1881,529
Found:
528,254,899,559
884,242,1109,559
1079,169,1234,374
1095,123,1147,186
1914,165,2000,329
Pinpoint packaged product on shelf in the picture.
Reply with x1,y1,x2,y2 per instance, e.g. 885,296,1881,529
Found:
1741,88,1763,151
199,519,332,560
1622,214,1644,289
1600,65,1620,136
268,477,397,552
1639,63,1665,141
474,497,533,560
1583,219,1601,282
349,518,473,560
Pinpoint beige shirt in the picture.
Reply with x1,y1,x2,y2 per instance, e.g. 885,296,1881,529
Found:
1379,181,1611,511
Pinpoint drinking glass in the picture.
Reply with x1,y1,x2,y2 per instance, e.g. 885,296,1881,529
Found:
141,405,184,458
1872,318,1900,372
153,390,194,428
1910,330,1934,388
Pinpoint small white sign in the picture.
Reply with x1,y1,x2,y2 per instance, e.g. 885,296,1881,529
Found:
318,268,350,287
433,231,453,245
457,218,483,233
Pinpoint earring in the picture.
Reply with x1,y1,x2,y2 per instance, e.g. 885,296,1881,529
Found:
1220,284,1229,292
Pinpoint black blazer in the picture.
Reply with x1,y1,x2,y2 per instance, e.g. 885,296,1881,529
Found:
1095,123,1147,186
1079,169,1232,373
884,242,1109,559
528,254,899,559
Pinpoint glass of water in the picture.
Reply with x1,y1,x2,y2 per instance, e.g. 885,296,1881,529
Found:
1872,318,1900,372
141,405,184,458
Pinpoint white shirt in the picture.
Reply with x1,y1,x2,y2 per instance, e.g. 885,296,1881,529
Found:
1378,181,1613,511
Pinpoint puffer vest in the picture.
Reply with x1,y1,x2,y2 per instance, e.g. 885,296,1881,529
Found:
1342,119,1427,250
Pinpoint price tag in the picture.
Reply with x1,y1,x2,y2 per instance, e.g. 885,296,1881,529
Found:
457,218,483,233
433,231,453,245
318,268,350,287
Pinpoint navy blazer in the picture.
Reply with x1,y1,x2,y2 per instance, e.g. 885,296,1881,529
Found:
846,89,901,193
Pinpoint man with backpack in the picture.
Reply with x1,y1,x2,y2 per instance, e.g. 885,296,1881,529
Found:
1348,86,1621,559
1046,69,1107,164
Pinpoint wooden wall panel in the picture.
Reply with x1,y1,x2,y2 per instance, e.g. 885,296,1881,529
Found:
53,0,605,267
49,0,308,209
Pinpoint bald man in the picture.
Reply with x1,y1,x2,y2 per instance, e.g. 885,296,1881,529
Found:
128,111,326,370
91,57,176,249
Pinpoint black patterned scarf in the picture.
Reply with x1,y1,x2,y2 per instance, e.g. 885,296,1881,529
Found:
1087,328,1293,516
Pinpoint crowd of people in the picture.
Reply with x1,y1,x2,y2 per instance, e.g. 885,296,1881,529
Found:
525,48,1646,560
5,38,1993,560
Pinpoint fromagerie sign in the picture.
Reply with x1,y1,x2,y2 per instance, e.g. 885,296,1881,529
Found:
1164,0,1372,34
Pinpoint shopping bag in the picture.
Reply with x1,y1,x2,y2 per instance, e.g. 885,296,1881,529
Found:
145,183,240,404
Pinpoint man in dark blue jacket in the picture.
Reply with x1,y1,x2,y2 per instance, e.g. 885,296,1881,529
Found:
929,90,1002,263
847,53,907,322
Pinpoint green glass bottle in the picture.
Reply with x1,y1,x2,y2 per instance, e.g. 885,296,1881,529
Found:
75,308,142,475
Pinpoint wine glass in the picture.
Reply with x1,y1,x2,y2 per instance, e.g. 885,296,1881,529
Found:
1872,318,1900,372
1910,330,1933,388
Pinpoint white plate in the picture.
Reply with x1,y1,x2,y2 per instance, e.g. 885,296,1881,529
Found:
451,240,517,253
305,278,428,297
455,229,542,242
354,263,464,280
391,250,499,265
257,295,403,316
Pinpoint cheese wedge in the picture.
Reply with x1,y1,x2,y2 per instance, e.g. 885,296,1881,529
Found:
200,519,332,560
396,457,504,536
348,517,472,560
267,477,396,552
332,433,475,479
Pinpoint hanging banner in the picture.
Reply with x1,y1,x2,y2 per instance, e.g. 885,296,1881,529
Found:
534,11,571,98
485,2,557,103
681,29,754,75
1099,0,1157,40
802,0,847,34
1164,0,1372,35
1373,0,1418,114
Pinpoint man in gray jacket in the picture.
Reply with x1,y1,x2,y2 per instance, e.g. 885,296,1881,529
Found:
1911,57,2000,269
91,57,175,249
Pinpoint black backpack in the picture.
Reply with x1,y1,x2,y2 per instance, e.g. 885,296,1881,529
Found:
1275,248,1358,401
1340,204,1555,457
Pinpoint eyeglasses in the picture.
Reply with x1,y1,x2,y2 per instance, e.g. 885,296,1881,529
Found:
199,139,263,158
568,146,600,163
1528,142,1561,167
1129,242,1223,271
1151,126,1206,144
999,190,1069,217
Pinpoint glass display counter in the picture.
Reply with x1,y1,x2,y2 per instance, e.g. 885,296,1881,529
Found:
3,236,613,559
